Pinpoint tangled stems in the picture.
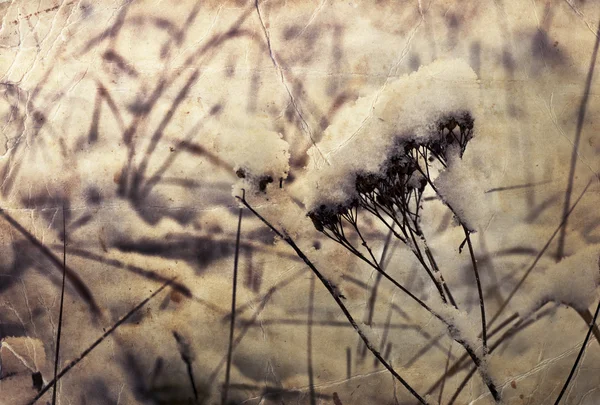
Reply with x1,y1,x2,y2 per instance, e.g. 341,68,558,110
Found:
306,112,501,402
241,200,500,401
236,193,430,405
308,115,470,312
309,202,437,316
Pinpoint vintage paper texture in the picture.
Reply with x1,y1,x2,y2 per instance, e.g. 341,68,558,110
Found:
1,1,600,404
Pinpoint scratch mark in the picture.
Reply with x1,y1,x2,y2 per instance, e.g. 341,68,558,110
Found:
254,0,328,163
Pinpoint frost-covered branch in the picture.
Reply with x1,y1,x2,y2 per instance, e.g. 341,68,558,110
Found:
236,193,430,405
244,190,501,401
463,225,488,352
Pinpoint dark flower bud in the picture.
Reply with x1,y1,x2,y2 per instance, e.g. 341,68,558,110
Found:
356,173,380,194
308,212,325,232
258,175,273,192
308,204,341,233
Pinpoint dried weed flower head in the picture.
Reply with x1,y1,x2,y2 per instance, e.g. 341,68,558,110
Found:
428,112,474,164
301,107,503,400
308,200,359,236
235,168,276,193
301,103,505,400
238,59,525,403
302,58,481,212
206,114,290,197
304,110,478,321
307,110,475,243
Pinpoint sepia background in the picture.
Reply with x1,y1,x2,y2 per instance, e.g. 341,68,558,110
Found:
1,0,600,404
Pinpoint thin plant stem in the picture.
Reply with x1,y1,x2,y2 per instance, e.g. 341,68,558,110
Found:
222,207,243,405
554,300,600,405
237,194,430,405
463,224,487,352
365,227,395,326
438,343,453,405
307,273,317,405
52,205,68,405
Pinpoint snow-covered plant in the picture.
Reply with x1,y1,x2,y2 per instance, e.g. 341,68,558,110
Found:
303,107,503,402
234,59,600,405
308,113,473,304
212,116,291,196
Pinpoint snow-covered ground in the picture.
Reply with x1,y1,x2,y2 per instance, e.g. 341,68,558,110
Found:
1,1,600,404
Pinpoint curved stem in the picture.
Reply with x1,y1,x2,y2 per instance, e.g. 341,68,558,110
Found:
554,300,600,405
222,208,243,405
236,196,430,404
238,194,500,403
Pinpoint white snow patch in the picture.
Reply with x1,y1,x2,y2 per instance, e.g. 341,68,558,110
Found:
302,58,481,211
434,303,484,355
516,245,600,316
434,152,494,232
213,116,289,196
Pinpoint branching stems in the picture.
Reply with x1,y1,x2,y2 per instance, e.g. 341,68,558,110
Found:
240,193,501,403
236,194,430,405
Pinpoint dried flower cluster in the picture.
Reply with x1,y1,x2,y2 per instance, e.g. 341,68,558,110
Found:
306,111,504,401
308,113,474,287
310,112,472,213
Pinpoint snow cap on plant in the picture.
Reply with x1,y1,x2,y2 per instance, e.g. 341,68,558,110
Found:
302,58,481,212
213,116,290,197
